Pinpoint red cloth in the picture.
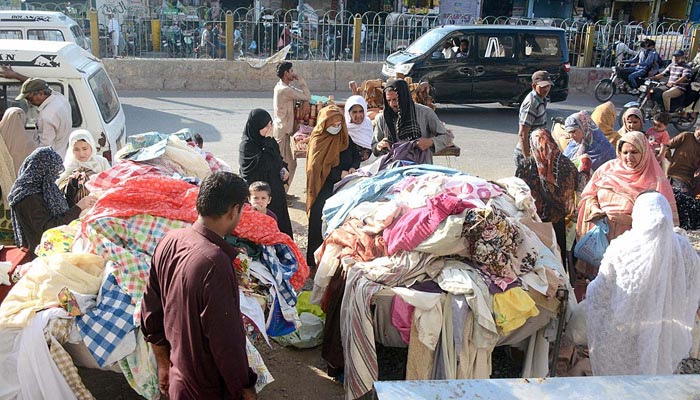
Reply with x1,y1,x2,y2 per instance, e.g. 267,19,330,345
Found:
391,294,414,345
84,175,199,224
383,193,471,255
86,160,161,192
234,204,309,290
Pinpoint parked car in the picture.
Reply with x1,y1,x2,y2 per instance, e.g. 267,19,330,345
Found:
381,25,570,106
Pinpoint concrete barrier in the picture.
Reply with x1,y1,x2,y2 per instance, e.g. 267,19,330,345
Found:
103,58,606,95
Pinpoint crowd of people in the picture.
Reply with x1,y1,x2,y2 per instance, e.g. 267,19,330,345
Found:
0,59,699,399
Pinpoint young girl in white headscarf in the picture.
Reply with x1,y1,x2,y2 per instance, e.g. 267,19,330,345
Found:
344,95,374,162
57,130,111,206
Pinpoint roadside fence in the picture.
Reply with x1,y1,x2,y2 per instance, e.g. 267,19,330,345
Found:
14,2,700,66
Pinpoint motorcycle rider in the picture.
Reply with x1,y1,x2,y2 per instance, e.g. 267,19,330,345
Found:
650,50,692,112
614,35,636,65
622,39,656,94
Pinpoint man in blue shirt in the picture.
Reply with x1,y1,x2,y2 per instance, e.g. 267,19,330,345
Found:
622,39,656,92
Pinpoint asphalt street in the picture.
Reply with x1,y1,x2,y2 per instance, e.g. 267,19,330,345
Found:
119,89,633,198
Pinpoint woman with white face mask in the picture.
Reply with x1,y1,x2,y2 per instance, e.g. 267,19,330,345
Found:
305,105,361,267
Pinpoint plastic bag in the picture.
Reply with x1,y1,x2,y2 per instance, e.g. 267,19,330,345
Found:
271,312,324,349
574,218,609,267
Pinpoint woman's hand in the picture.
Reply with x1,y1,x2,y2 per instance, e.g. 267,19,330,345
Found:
348,168,356,175
76,194,97,210
280,168,289,182
340,170,349,179
607,212,632,227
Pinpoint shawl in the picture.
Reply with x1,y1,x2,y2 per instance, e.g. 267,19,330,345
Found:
590,101,620,146
58,129,111,182
306,105,349,213
239,108,283,181
563,111,616,171
382,79,422,143
0,108,36,175
344,95,373,149
8,147,69,248
616,107,644,137
586,192,700,375
580,131,676,212
528,128,577,223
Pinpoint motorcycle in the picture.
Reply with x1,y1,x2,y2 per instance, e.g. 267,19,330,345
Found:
619,79,700,132
594,63,647,102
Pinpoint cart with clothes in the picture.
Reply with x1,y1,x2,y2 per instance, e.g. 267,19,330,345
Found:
0,129,309,399
310,155,576,400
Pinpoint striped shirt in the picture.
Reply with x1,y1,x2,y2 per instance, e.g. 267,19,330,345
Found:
661,61,692,90
517,90,548,149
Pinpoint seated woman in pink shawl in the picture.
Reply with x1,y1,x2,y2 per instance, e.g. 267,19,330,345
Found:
575,130,678,278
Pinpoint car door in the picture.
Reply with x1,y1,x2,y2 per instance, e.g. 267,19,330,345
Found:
418,33,474,103
472,32,520,103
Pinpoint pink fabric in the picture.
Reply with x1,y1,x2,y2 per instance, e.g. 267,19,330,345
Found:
86,160,161,192
383,193,471,255
391,294,415,345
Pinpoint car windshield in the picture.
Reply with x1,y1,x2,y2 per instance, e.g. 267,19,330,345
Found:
405,29,447,55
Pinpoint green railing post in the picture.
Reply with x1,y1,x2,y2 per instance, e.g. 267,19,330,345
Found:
152,19,161,52
89,9,99,57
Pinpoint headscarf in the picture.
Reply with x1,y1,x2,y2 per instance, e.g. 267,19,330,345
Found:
0,107,36,175
239,108,282,181
8,147,69,247
591,101,620,146
382,79,421,143
306,105,349,213
58,129,111,182
563,111,616,171
580,131,676,213
528,128,577,223
617,107,644,137
344,95,373,149
586,192,700,375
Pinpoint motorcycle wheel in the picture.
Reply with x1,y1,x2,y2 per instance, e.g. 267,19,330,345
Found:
594,79,615,103
673,113,698,132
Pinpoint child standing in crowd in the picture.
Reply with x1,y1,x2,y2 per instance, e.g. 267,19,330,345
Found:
57,130,110,207
645,112,671,163
249,181,278,222
194,133,204,148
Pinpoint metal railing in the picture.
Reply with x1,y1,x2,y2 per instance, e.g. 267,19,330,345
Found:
14,3,700,66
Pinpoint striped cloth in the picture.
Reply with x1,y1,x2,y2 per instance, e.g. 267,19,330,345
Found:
340,252,442,400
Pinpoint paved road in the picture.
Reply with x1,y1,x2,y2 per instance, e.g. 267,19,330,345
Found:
119,90,629,198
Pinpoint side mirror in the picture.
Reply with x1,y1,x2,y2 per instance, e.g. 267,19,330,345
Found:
431,51,443,59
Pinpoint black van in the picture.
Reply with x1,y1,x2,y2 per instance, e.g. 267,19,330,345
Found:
381,25,570,105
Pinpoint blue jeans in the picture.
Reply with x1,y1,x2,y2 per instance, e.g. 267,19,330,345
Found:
627,68,647,89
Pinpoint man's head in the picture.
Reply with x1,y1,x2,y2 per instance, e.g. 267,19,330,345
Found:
15,78,51,107
383,79,412,115
460,39,469,52
694,124,700,142
197,172,248,233
276,61,293,80
646,39,656,49
249,181,272,213
672,49,685,64
383,86,399,113
205,22,212,30
530,70,553,98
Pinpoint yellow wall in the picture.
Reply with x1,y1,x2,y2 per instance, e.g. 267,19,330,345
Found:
630,3,652,21
659,0,687,20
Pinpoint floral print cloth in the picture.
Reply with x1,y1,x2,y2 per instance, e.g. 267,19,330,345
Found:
36,220,80,257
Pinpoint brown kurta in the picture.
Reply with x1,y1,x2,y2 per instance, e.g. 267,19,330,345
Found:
12,193,81,254
141,221,256,400
667,131,700,186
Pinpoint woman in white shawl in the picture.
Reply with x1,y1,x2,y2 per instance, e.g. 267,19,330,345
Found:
344,95,374,162
586,191,700,376
57,130,110,206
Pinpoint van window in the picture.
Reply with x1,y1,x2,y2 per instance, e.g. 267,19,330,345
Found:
0,30,22,39
0,83,75,128
70,25,87,49
88,68,120,123
523,34,562,58
478,35,515,58
28,29,65,42
405,29,447,55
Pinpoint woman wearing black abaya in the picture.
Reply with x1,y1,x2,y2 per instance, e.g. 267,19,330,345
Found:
239,108,294,238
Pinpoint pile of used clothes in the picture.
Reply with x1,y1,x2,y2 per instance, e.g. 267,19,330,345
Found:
0,130,308,399
311,161,574,400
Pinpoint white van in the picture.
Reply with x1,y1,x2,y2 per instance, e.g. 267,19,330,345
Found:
0,10,90,51
0,40,126,161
